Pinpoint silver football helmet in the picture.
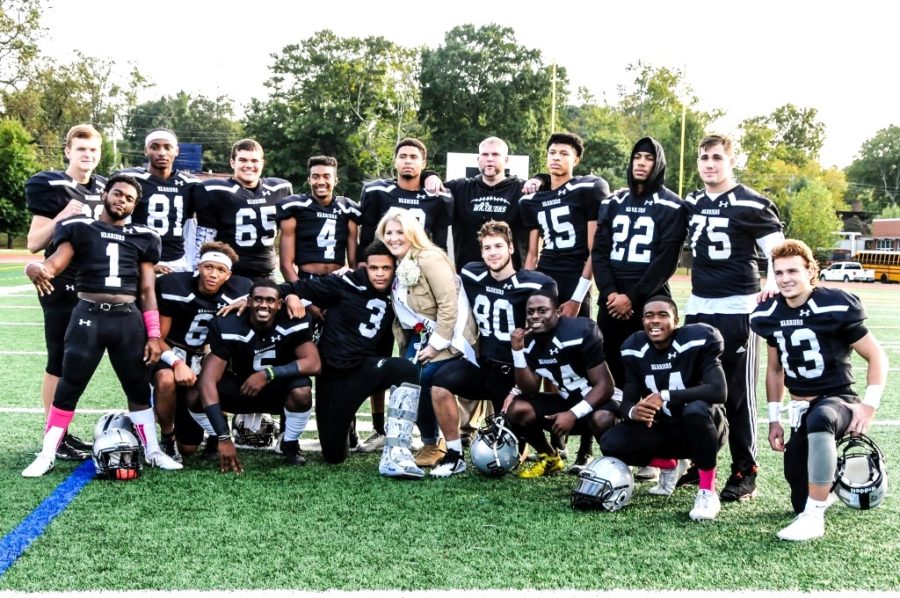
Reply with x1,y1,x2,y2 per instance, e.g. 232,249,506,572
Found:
93,410,135,441
571,456,634,511
834,434,888,510
92,428,142,480
471,413,520,477
232,413,279,448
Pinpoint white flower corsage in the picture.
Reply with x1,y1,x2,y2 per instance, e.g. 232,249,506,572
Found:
396,255,421,287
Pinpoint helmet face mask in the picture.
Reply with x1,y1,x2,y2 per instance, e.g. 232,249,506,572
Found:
471,413,519,477
834,434,888,510
571,456,634,511
232,413,278,448
92,429,143,481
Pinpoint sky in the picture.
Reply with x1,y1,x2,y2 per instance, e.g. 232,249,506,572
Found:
37,0,900,169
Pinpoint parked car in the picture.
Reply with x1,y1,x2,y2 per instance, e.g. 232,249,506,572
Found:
819,262,875,283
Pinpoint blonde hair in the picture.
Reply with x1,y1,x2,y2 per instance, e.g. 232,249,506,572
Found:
771,239,819,285
375,208,438,253
65,124,102,148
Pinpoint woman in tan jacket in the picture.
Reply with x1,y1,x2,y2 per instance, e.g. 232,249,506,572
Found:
376,209,478,473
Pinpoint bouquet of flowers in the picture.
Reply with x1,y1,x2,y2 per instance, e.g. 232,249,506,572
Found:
396,255,421,287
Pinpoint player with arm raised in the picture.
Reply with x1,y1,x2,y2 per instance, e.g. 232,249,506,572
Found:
22,174,183,477
684,133,784,502
750,239,888,540
24,124,107,460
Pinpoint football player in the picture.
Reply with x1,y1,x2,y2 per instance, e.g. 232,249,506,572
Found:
22,174,183,477
505,290,618,478
599,296,728,521
429,221,556,477
281,241,418,464
520,132,610,319
192,139,293,278
24,124,107,460
749,239,888,541
154,241,251,460
192,279,321,473
358,138,452,257
684,133,784,501
116,128,200,273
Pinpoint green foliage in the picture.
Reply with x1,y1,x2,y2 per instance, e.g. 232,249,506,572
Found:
419,24,565,174
783,179,843,252
0,0,43,93
846,125,900,211
878,203,900,219
561,95,630,188
0,118,39,244
740,104,826,174
245,30,419,198
122,91,243,172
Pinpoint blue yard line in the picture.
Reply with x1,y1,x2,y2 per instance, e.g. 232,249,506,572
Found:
0,460,95,576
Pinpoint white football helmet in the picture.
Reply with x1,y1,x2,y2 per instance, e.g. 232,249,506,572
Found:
232,413,278,448
471,413,519,477
834,434,888,510
571,456,634,511
92,428,142,480
93,410,134,441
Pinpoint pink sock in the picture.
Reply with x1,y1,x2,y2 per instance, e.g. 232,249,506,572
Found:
649,458,677,469
46,406,75,433
699,467,716,491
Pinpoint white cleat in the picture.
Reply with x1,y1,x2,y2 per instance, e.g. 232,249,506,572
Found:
635,465,660,482
430,450,466,478
146,450,184,471
777,512,825,541
22,454,55,478
648,459,689,496
689,489,721,521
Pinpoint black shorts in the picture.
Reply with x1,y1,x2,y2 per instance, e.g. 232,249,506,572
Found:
431,358,515,411
525,392,619,435
216,372,312,414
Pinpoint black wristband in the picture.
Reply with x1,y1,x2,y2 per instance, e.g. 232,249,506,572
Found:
205,403,231,439
270,362,301,380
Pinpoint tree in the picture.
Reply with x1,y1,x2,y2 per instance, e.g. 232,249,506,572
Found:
782,179,843,254
245,30,419,198
561,92,630,188
0,118,40,247
123,92,243,172
0,0,42,94
740,104,826,172
419,24,565,172
846,125,900,211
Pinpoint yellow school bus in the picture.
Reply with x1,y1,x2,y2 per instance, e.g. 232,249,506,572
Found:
854,250,900,283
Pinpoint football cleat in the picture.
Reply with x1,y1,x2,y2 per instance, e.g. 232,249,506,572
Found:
776,512,825,541
22,454,55,478
357,432,387,453
159,434,183,464
635,465,660,482
568,452,593,476
649,459,689,496
518,453,565,479
720,465,758,501
689,489,721,521
281,440,306,465
55,435,90,461
430,449,466,478
145,449,184,471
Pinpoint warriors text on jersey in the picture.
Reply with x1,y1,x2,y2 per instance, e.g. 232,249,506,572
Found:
157,272,252,353
520,175,608,269
358,179,452,251
620,323,725,412
207,309,313,381
276,194,360,265
194,177,294,274
593,187,686,302
685,184,782,298
117,167,199,262
461,261,557,363
54,218,161,295
522,317,607,400
749,287,868,397
446,176,530,268
290,267,394,370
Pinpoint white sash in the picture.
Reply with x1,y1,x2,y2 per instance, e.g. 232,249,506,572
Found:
392,276,478,365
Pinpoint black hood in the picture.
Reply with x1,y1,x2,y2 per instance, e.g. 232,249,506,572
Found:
626,136,667,196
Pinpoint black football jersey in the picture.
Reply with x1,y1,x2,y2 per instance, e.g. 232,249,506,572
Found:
520,175,608,270
447,176,531,270
54,218,161,295
461,262,557,363
117,167,199,262
358,179,453,253
194,177,294,276
685,184,783,298
290,267,394,369
157,272,252,353
593,187,687,305
750,287,868,397
522,317,606,400
276,194,360,266
620,323,724,414
208,309,313,381
25,170,108,281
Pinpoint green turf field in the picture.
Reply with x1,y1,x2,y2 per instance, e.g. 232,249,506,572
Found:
1,272,898,591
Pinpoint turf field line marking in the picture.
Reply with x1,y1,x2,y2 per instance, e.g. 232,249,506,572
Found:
0,285,35,296
0,305,41,309
0,460,95,577
0,351,45,355
0,322,41,326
